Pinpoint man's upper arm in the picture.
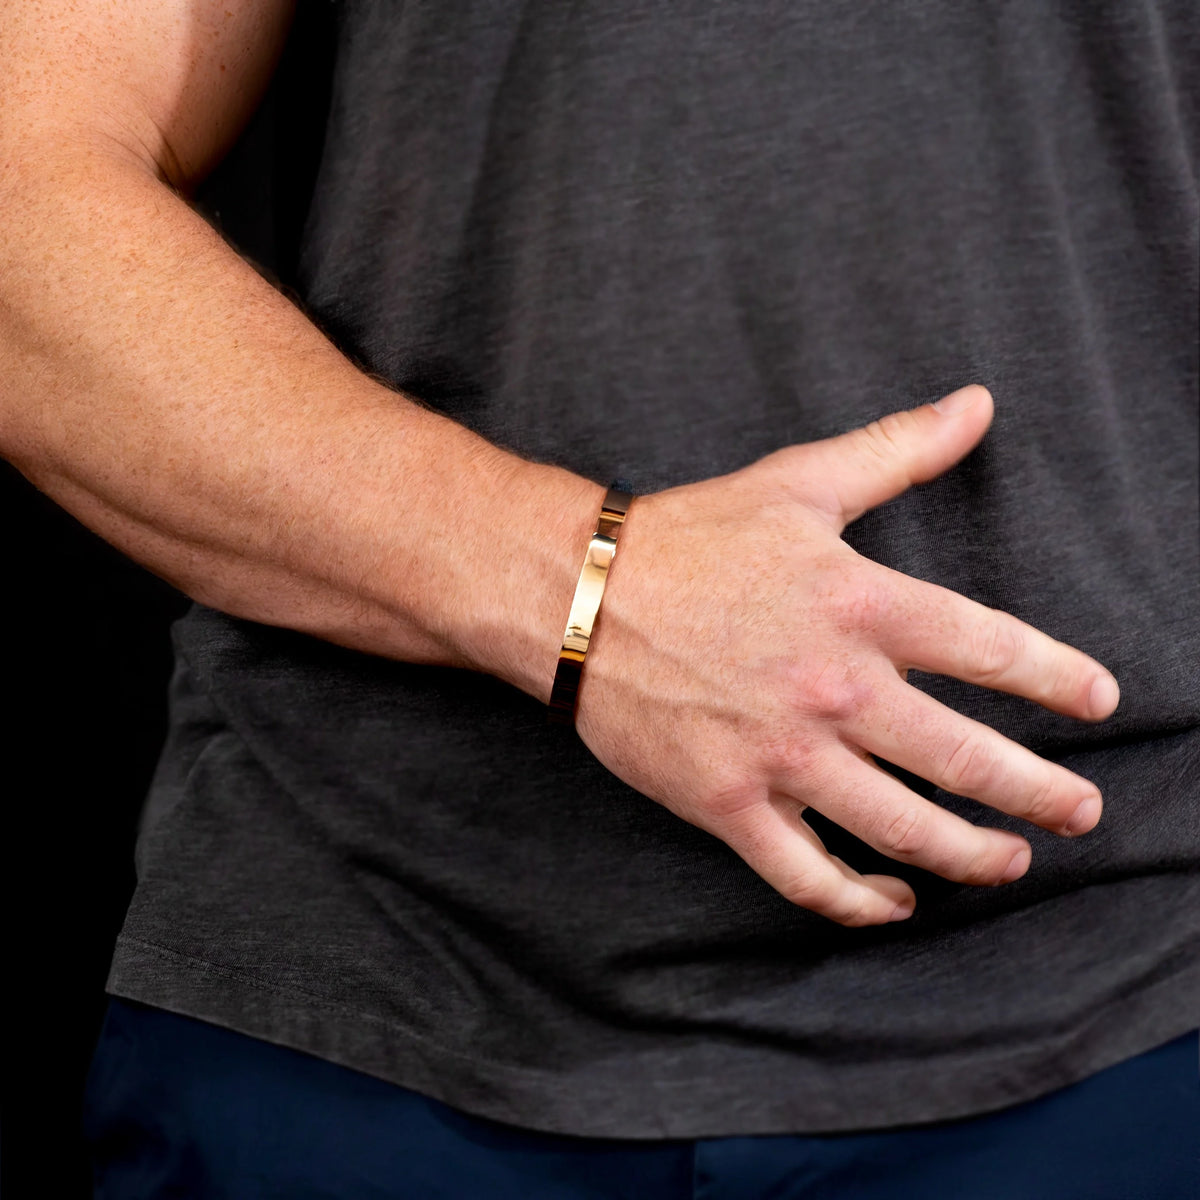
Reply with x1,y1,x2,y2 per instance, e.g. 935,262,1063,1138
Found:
0,0,296,191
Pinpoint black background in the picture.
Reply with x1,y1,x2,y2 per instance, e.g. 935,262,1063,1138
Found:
2,9,336,1194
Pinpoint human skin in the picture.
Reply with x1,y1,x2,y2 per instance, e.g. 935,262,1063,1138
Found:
0,0,1119,927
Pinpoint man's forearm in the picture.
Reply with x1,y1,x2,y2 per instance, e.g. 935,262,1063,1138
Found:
0,144,604,702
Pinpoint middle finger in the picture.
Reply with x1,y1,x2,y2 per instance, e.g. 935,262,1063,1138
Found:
847,672,1103,836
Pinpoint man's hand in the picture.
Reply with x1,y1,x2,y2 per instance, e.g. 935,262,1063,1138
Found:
576,385,1120,927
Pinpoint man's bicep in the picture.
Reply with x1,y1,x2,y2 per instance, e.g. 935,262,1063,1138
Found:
0,0,296,191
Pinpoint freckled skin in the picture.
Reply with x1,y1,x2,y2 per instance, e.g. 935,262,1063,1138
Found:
0,2,1119,928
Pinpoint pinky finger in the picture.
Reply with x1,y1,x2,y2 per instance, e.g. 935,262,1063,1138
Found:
719,792,917,927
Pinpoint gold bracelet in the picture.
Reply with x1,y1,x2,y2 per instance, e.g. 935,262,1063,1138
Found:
547,483,633,726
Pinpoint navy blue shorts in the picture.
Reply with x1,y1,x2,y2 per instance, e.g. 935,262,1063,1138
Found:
84,998,1199,1198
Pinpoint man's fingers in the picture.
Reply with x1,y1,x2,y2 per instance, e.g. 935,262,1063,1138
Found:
769,746,1034,888
847,676,1103,836
878,569,1120,722
717,794,916,927
801,385,994,532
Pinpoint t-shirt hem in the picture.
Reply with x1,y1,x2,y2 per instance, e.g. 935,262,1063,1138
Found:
106,933,1200,1140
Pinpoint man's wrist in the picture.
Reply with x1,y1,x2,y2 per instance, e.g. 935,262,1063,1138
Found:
411,437,606,705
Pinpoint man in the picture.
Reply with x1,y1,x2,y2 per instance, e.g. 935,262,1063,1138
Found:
2,1,1196,1196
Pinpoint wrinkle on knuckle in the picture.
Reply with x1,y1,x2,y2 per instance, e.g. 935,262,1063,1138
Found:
1022,774,1059,826
1045,652,1081,704
970,616,1023,683
960,845,1000,886
863,414,909,464
830,887,872,927
878,805,929,858
942,733,997,795
791,657,875,725
779,871,832,912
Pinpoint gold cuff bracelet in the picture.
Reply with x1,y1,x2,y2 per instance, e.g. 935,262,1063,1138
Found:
547,484,633,726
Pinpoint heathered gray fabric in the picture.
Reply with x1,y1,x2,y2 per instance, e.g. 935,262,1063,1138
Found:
109,0,1200,1136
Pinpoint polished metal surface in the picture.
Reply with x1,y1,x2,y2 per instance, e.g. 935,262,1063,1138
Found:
547,485,633,725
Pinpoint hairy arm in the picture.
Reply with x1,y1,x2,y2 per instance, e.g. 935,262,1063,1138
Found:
0,0,603,700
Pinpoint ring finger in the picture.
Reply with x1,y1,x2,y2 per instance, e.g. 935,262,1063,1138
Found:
846,671,1103,837
769,742,1033,887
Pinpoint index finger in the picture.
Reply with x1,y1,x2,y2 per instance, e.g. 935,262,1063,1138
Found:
878,569,1120,721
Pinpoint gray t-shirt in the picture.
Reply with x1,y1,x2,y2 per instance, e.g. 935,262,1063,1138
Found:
108,0,1200,1137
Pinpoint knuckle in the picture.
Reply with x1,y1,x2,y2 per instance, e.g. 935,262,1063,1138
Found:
763,735,823,786
830,889,872,927
779,871,834,912
1021,774,1060,826
862,412,911,463
1045,652,1081,703
812,682,861,726
877,805,931,858
702,776,763,824
791,657,875,725
962,843,1005,886
970,616,1024,683
830,578,891,636
941,733,999,795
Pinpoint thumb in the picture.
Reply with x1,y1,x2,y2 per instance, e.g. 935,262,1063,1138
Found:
809,384,994,532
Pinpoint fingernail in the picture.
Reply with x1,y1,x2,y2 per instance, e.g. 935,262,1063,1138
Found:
1088,674,1120,719
1065,793,1102,836
888,900,915,922
1001,847,1031,882
933,387,982,415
